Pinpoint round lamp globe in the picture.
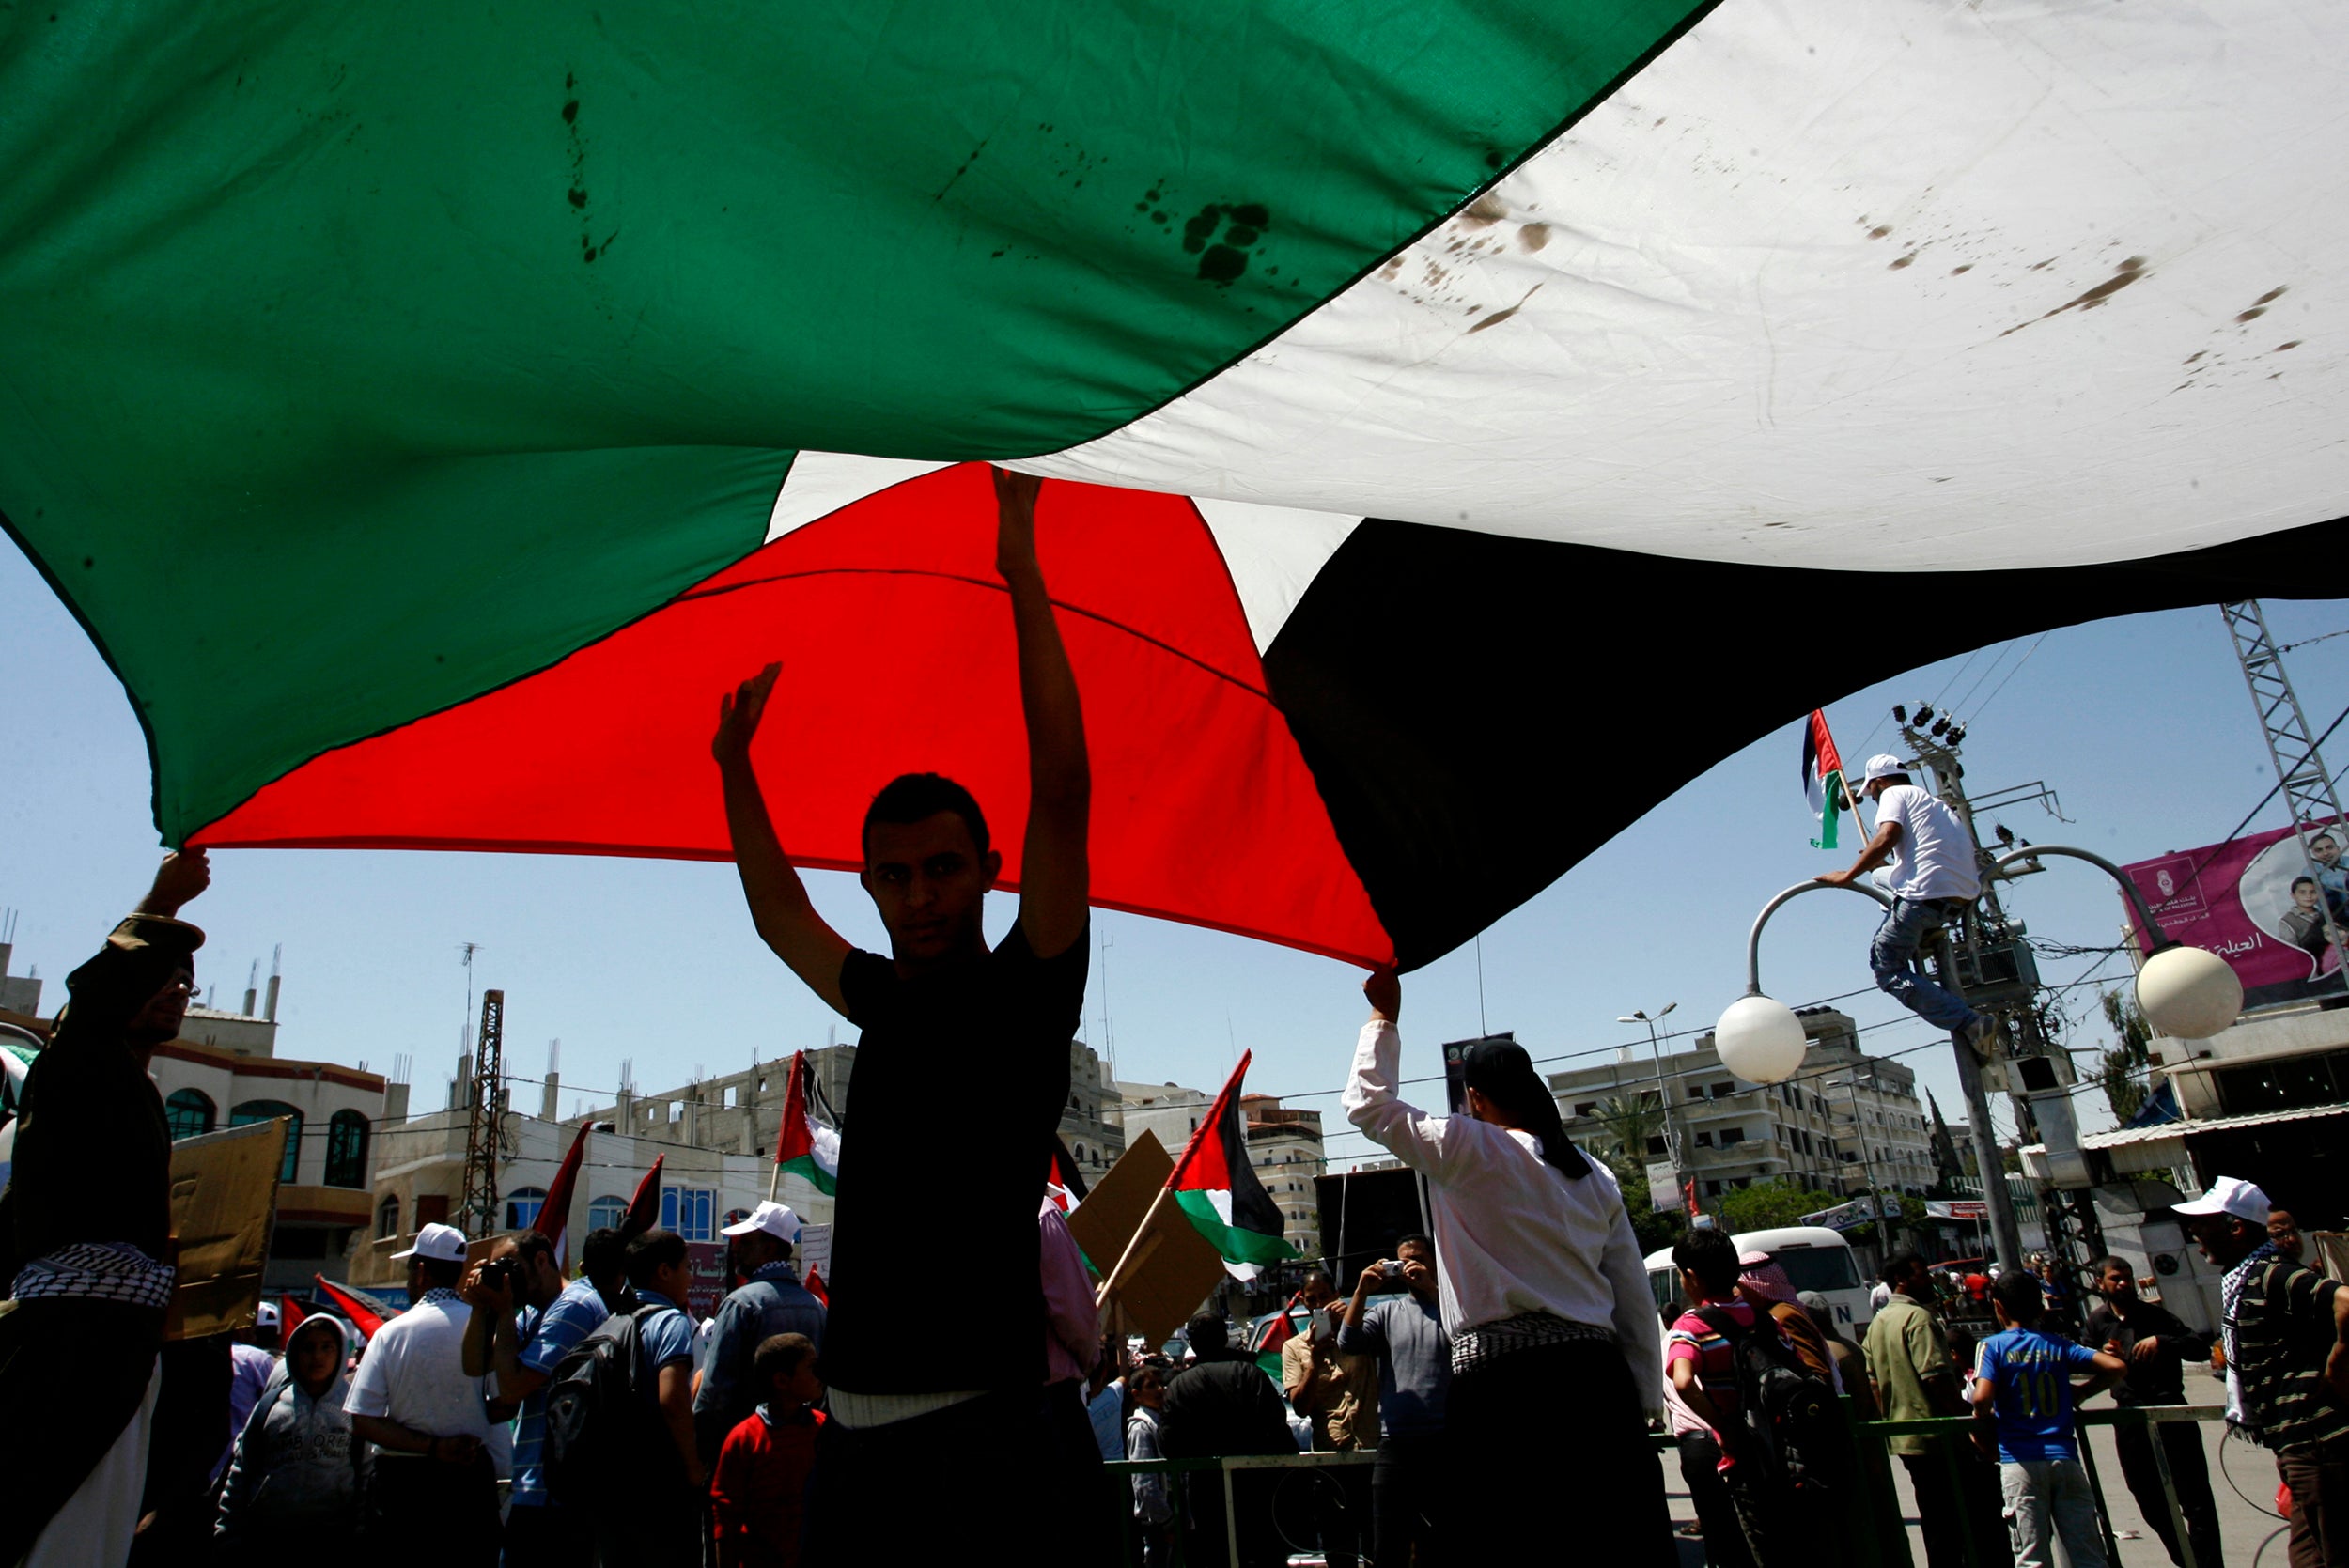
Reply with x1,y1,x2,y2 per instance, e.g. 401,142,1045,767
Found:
1714,995,1809,1085
2134,944,2243,1042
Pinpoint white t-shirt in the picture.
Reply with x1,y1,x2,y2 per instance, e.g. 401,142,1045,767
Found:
345,1289,511,1476
1870,784,1981,903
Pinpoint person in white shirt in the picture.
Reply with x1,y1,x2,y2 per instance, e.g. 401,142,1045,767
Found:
1344,968,1672,1567
1821,753,1995,1047
344,1221,508,1566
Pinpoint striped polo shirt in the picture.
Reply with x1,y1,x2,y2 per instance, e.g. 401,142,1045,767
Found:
2233,1259,2349,1452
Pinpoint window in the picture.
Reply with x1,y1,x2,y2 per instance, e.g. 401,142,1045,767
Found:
1645,1135,1667,1156
376,1195,400,1240
723,1208,751,1230
230,1100,303,1184
588,1195,629,1232
661,1186,715,1241
505,1186,549,1229
1719,1126,1746,1147
164,1089,215,1141
1574,1101,1598,1118
1694,1131,1714,1148
1712,1081,1735,1098
1704,1180,1724,1197
324,1110,369,1188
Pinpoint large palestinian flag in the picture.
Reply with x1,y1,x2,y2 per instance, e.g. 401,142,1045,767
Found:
6,2,2347,970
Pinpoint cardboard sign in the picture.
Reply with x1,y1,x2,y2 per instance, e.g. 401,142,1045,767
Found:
163,1118,287,1341
1077,1130,1227,1347
1066,1129,1173,1270
796,1221,832,1283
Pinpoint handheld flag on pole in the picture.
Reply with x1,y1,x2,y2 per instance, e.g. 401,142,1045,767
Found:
312,1275,386,1338
1164,1051,1300,1281
531,1123,590,1267
1801,709,1853,850
772,1051,840,1200
622,1153,665,1238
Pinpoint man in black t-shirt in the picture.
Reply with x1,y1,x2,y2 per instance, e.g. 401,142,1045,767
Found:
712,466,1091,1560
2085,1258,2223,1568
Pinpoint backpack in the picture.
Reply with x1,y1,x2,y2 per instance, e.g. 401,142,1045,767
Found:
541,1301,672,1503
1690,1306,1846,1491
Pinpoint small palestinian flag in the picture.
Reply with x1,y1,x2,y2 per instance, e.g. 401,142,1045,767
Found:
622,1154,665,1238
530,1122,590,1267
1046,1135,1087,1213
312,1275,387,1338
775,1050,840,1197
1801,708,1850,851
1168,1052,1299,1281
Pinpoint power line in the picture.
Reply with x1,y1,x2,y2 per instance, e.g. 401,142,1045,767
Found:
1965,632,2050,722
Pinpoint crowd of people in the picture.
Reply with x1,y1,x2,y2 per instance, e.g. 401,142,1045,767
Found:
4,471,2346,1568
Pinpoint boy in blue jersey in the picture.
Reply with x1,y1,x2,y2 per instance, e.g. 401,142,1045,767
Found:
1970,1270,2128,1568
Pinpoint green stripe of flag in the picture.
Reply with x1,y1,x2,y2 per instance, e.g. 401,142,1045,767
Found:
1174,1188,1299,1267
778,1153,837,1198
3,0,1708,842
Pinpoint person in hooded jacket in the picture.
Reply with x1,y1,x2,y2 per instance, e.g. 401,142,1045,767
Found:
1345,968,1672,1566
215,1313,370,1549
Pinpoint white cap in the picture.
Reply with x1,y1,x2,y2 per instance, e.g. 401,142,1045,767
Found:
720,1200,800,1247
389,1221,471,1263
254,1300,282,1330
2173,1174,2272,1223
1860,753,1908,784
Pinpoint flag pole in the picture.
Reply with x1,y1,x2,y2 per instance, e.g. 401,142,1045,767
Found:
1094,1183,1175,1312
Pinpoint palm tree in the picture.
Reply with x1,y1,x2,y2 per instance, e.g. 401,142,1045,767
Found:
1590,1093,1665,1162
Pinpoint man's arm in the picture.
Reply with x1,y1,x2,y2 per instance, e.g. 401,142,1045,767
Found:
712,664,852,1016
1335,1269,1386,1353
1819,820,1900,888
659,1362,707,1489
2327,1279,2349,1404
995,469,1089,960
348,1414,481,1465
2077,1346,2129,1399
1343,974,1465,1180
1669,1355,1728,1434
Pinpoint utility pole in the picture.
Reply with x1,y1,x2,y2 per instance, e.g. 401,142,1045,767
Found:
457,989,506,1238
1885,712,2035,1273
1618,1003,1689,1214
2220,600,2349,973
1835,1058,1886,1206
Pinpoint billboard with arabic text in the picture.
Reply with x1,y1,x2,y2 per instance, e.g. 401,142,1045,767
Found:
2123,817,2349,1011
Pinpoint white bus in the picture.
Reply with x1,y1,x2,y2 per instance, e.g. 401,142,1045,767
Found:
1644,1224,1876,1334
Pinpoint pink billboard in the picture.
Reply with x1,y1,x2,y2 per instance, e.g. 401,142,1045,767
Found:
2123,818,2349,1009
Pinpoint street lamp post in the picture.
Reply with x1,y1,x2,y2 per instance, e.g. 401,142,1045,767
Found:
1723,842,2244,1277
1618,1003,1685,1211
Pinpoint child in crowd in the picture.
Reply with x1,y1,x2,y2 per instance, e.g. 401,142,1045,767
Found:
1125,1356,1176,1568
1969,1271,2126,1568
711,1332,825,1568
214,1314,369,1548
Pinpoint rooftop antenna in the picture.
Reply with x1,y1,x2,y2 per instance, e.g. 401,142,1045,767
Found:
456,939,481,1062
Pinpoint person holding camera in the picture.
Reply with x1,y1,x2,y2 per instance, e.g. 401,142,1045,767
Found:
1338,1234,1452,1566
1344,970,1672,1565
346,1221,509,1566
460,1228,614,1565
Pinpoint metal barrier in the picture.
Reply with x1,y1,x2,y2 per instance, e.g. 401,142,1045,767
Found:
1104,1403,2234,1568
1105,1449,1375,1567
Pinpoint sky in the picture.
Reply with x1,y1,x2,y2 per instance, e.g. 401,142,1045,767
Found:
8,533,2349,1176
